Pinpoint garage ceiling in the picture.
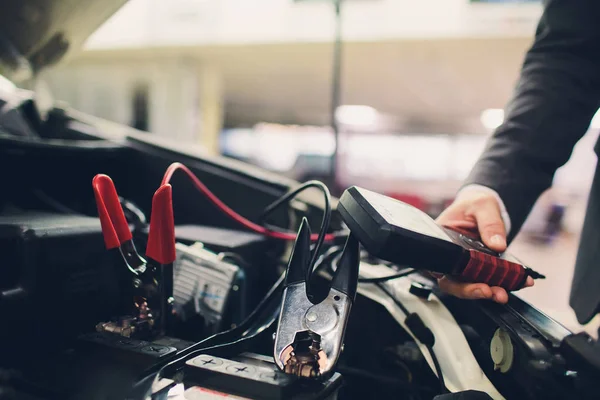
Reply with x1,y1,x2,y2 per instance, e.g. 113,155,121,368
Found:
215,38,533,132
75,37,534,133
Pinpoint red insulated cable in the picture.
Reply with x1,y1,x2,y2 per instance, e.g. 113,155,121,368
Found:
161,162,336,242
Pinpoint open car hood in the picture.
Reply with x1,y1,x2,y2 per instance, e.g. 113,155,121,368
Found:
0,0,127,82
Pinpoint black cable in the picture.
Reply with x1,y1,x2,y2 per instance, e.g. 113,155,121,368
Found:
313,245,344,274
260,180,330,223
376,282,410,315
327,251,416,284
376,282,448,394
259,180,332,271
359,269,416,283
427,344,447,394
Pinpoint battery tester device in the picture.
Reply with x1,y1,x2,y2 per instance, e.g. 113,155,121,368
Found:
338,186,545,290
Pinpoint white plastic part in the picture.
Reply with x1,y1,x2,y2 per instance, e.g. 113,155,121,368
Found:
356,262,505,399
491,328,514,373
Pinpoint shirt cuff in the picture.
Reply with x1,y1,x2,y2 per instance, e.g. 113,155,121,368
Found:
457,184,512,236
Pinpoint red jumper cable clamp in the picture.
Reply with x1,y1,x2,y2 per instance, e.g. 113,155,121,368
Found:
92,174,176,337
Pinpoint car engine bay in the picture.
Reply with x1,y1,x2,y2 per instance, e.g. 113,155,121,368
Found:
1,86,600,400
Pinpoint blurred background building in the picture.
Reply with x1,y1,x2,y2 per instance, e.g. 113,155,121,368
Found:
36,0,600,334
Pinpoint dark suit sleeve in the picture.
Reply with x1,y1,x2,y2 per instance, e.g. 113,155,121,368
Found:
463,0,600,241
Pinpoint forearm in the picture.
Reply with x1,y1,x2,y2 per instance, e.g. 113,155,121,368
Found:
464,0,600,241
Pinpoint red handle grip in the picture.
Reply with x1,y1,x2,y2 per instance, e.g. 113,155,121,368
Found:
92,174,132,249
459,250,527,291
146,184,176,265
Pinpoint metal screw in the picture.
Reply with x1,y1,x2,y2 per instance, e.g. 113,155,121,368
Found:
168,297,175,304
307,312,318,322
133,278,142,288
233,285,239,291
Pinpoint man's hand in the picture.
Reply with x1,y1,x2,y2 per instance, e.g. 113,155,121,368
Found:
435,188,534,304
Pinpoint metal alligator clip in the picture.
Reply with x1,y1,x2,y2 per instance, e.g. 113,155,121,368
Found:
274,217,359,379
93,175,176,336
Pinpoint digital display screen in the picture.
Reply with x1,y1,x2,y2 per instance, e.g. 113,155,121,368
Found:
359,188,453,242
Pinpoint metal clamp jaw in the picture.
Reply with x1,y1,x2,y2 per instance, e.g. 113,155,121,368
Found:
274,218,359,379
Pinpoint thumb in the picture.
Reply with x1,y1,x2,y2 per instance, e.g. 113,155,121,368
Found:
472,201,507,252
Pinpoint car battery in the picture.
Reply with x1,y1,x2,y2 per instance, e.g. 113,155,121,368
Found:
183,352,343,400
0,212,121,347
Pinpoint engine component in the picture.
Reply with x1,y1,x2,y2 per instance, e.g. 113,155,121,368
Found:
437,283,595,399
409,282,432,300
490,328,514,373
355,260,505,397
172,241,246,335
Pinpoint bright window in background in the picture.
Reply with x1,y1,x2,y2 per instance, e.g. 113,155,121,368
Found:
220,124,334,172
450,135,488,180
336,105,379,130
220,128,255,159
480,109,504,131
343,135,453,181
220,123,493,183
396,136,453,180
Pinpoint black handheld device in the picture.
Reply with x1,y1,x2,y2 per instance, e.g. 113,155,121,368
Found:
338,186,544,290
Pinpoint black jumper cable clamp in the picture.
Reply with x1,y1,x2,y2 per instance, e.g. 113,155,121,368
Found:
274,217,360,379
